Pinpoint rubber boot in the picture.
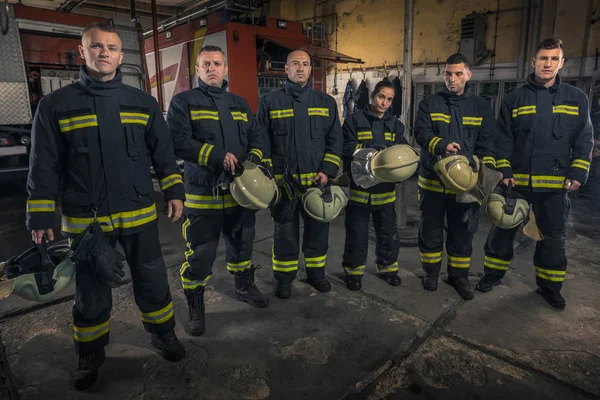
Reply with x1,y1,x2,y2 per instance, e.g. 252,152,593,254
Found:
234,265,269,308
422,263,441,291
74,348,105,391
185,287,205,336
151,331,186,361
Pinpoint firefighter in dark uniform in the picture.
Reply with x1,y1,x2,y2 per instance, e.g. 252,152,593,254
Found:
341,80,407,291
476,38,594,309
167,45,269,336
414,53,496,300
26,23,186,391
257,50,343,299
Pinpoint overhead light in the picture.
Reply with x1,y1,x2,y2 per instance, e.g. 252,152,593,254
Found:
199,18,207,27
277,19,287,29
166,31,172,39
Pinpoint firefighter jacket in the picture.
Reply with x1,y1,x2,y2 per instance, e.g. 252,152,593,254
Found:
495,74,594,192
26,66,184,235
342,80,354,119
342,106,407,209
353,80,369,113
414,84,496,193
167,79,266,215
257,79,343,191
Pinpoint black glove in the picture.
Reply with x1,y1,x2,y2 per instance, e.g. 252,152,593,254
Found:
239,152,262,166
362,141,387,151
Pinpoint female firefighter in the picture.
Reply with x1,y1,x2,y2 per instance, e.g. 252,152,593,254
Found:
341,79,409,291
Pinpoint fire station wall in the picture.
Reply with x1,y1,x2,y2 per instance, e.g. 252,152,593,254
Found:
275,0,598,68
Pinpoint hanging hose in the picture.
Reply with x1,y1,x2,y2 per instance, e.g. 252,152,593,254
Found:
0,0,9,36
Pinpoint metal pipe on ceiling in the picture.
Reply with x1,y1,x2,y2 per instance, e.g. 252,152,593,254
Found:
151,0,164,111
143,0,227,37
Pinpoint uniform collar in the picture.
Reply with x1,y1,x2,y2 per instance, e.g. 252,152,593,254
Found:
78,65,122,95
526,73,561,92
196,78,229,99
440,82,472,102
363,105,388,121
284,79,311,99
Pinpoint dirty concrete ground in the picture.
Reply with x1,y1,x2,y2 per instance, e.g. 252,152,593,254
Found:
0,178,599,400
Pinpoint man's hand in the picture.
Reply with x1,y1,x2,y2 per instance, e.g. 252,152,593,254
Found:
564,179,581,192
502,178,515,187
223,153,239,174
445,142,461,156
31,229,54,245
167,200,183,222
314,172,328,185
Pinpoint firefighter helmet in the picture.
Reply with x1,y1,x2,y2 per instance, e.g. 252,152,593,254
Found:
0,240,75,303
486,189,530,229
302,184,348,223
370,144,420,183
230,160,280,209
434,155,479,192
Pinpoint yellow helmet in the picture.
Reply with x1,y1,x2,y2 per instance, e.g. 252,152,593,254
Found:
434,155,478,192
302,185,348,223
486,191,530,229
369,144,420,183
230,161,280,209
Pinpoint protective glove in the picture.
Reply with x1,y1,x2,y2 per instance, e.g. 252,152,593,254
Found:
361,141,387,151
238,152,262,166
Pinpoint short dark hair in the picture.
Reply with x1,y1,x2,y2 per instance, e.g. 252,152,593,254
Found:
372,79,395,97
536,37,563,55
445,53,471,70
82,22,121,41
197,45,226,61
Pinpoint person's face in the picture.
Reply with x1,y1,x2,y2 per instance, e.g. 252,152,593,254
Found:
196,51,228,87
532,48,564,83
78,29,123,81
371,87,395,114
285,51,312,86
443,63,472,95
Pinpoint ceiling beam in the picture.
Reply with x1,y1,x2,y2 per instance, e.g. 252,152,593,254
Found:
77,0,179,17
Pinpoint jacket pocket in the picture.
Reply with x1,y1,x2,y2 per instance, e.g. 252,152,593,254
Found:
134,180,154,198
125,125,145,160
310,116,327,140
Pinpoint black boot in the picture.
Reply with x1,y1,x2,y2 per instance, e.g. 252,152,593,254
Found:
345,275,362,291
234,265,269,308
447,276,475,300
74,348,105,391
476,274,502,293
536,286,566,310
275,281,292,299
151,331,186,362
307,277,332,293
378,273,401,287
185,288,205,336
422,264,440,292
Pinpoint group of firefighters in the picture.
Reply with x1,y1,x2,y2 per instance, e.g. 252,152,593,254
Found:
15,21,593,390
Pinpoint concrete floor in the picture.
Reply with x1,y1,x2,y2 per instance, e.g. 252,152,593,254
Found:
0,179,599,400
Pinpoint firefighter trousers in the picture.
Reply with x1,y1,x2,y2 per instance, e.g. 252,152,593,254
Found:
271,196,329,283
342,204,400,277
484,190,570,291
180,207,256,291
418,189,479,278
73,224,175,356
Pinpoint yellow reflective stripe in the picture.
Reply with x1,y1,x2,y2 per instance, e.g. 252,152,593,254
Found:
482,156,496,168
417,176,455,194
420,251,442,264
73,320,109,343
552,105,579,116
448,256,471,269
261,158,272,165
58,114,98,132
463,116,483,126
274,172,317,187
185,194,237,210
514,173,530,186
141,301,174,325
534,266,566,282
249,148,263,159
430,113,451,123
377,261,398,273
512,105,536,118
272,257,299,272
160,174,183,191
571,159,590,171
323,153,341,167
182,219,190,241
305,255,326,268
231,111,248,122
357,131,373,140
26,199,56,212
344,265,365,275
190,110,219,120
226,260,251,272
496,159,511,168
180,261,211,289
349,189,369,204
269,109,294,119
384,132,393,141
355,143,363,151
120,112,150,125
62,204,157,234
370,191,396,206
484,255,511,271
531,175,565,189
198,143,214,166
308,107,329,117
428,136,442,153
